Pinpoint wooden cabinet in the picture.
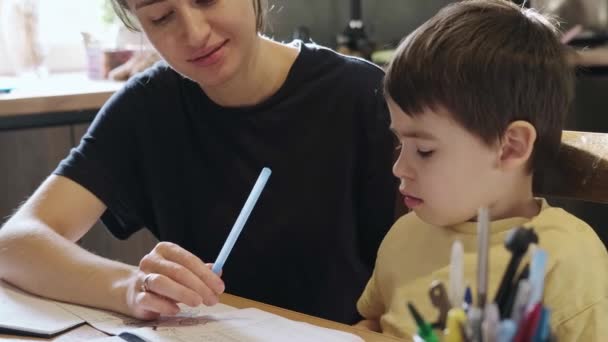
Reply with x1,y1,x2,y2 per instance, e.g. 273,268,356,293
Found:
0,126,72,222
0,123,157,266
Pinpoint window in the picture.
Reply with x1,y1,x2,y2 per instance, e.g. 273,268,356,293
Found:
0,0,120,75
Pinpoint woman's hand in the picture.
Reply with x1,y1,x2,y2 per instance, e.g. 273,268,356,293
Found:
126,242,225,320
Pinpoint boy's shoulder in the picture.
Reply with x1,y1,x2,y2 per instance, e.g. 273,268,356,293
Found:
388,212,431,235
532,204,608,332
530,204,605,257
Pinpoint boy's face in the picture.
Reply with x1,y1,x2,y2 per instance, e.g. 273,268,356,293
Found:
388,99,504,226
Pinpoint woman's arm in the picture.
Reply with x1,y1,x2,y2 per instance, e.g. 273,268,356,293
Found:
0,175,140,315
0,175,225,320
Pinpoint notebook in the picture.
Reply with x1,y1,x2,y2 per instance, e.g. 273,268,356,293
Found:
0,281,84,337
1,281,363,341
59,300,363,342
85,308,363,342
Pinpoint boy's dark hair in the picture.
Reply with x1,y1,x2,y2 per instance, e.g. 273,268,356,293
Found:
385,0,574,172
110,0,266,33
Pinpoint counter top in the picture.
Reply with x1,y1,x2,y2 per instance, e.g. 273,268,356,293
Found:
0,73,123,117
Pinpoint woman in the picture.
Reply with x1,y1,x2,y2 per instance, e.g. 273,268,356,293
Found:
0,0,395,324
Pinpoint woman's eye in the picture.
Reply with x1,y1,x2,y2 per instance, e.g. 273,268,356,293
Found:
151,11,174,25
417,150,434,158
196,0,218,6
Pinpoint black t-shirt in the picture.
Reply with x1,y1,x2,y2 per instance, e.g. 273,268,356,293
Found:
54,42,396,323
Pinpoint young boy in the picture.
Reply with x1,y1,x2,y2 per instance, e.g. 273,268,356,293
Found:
356,0,608,340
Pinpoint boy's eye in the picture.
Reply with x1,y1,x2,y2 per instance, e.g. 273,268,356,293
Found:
417,150,434,158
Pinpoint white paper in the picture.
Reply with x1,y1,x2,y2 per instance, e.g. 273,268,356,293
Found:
57,301,237,336
1,280,363,341
119,308,363,342
0,281,84,335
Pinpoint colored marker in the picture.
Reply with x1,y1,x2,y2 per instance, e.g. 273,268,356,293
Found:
212,167,272,274
477,207,490,308
463,285,473,313
445,308,467,342
407,302,440,342
449,240,465,308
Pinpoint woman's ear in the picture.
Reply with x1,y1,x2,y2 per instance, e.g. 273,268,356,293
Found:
497,121,537,171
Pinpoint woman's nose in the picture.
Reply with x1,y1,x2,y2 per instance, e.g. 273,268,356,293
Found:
181,8,211,48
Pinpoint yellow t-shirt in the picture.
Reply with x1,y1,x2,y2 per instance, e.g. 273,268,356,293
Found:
357,199,608,341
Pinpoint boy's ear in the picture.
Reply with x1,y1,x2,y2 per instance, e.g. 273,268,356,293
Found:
498,121,537,170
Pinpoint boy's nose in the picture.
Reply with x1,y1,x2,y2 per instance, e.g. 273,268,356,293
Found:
392,153,415,181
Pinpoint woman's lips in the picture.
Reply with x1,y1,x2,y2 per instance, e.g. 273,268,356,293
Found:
188,40,228,67
404,195,423,209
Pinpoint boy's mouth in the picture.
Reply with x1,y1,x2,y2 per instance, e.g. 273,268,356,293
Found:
404,195,423,209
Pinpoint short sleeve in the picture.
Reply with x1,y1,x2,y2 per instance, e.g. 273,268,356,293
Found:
357,268,386,320
354,65,397,270
553,298,608,341
54,77,151,239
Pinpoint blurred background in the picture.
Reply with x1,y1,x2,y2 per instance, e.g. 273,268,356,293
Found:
0,1,459,75
0,0,606,260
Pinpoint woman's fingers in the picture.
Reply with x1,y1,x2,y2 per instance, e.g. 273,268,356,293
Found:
135,290,180,316
141,272,204,307
154,242,225,294
139,242,225,306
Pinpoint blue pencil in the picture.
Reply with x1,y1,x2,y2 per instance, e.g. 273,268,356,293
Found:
212,167,272,274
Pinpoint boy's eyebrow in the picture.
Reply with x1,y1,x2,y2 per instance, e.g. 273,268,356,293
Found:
389,127,436,140
135,0,166,9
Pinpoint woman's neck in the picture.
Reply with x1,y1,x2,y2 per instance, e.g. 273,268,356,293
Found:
202,37,299,108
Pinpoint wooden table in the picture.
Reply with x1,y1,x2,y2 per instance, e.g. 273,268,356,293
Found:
0,294,401,342
0,73,123,130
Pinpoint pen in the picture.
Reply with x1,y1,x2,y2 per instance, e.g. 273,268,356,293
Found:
467,306,482,342
477,207,490,308
463,285,472,313
212,167,272,274
527,248,547,310
495,227,538,317
533,307,551,342
449,240,465,309
514,302,542,342
510,279,532,324
428,280,451,329
444,308,467,342
481,303,499,342
407,301,440,342
503,263,530,318
497,319,517,342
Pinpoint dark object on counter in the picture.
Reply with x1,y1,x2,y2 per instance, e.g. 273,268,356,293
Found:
293,26,312,43
531,0,608,34
336,0,374,59
568,34,608,48
511,0,531,7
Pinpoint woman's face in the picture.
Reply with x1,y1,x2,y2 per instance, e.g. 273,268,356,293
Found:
128,0,259,87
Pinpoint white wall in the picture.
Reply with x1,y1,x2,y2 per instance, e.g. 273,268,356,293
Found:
0,0,456,76
0,29,11,75
0,0,108,76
